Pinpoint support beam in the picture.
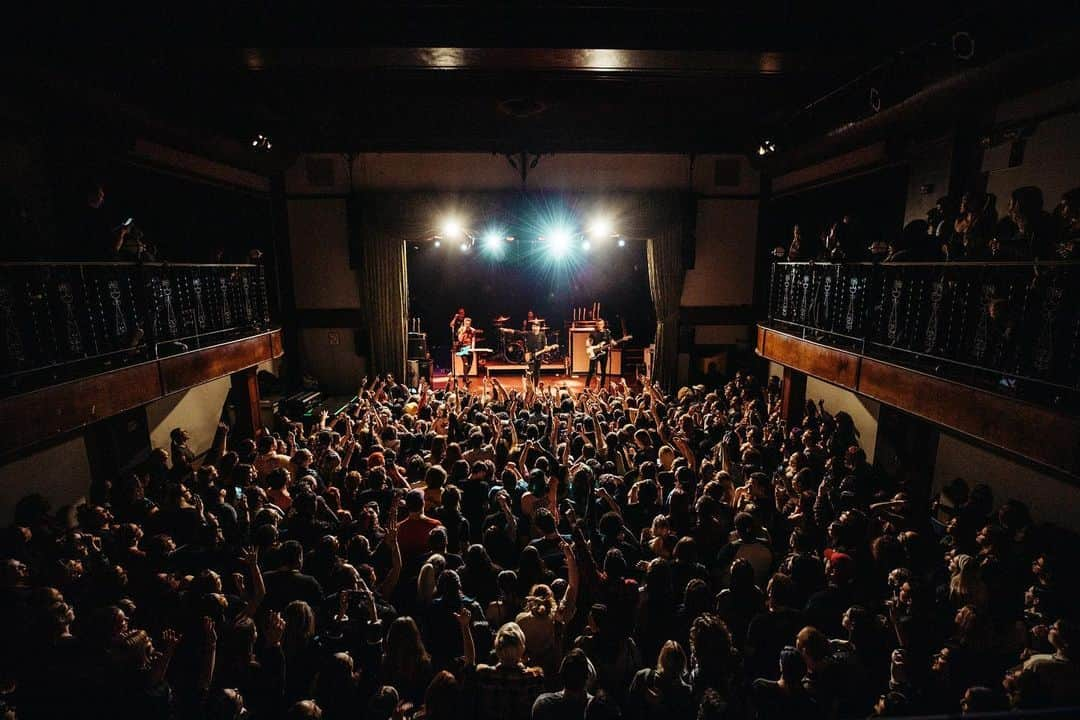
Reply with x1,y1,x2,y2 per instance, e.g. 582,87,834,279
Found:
780,367,806,428
230,367,262,440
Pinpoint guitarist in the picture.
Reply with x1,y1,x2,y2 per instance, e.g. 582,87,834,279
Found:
585,318,614,389
524,321,548,386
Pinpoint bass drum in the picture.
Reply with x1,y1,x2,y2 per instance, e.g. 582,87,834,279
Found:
505,340,525,363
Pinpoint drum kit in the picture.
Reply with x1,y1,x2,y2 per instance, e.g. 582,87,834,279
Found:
492,314,562,363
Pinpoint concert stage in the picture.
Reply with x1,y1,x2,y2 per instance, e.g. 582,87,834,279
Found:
483,361,566,374
430,369,590,394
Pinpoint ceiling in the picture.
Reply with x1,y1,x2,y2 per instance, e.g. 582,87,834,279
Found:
4,2,1068,162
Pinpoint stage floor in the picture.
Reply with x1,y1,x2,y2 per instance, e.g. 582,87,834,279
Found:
430,370,590,393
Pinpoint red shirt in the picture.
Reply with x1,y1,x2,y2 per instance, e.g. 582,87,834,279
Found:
397,514,443,562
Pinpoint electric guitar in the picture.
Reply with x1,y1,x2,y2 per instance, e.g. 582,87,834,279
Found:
524,343,559,362
586,334,632,360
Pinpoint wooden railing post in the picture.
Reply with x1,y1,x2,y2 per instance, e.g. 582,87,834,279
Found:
230,366,262,439
781,366,807,428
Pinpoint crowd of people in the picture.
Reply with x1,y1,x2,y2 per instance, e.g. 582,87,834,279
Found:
775,184,1080,263
2,370,1079,719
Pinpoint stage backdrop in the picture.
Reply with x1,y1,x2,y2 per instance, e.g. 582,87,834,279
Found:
353,190,691,385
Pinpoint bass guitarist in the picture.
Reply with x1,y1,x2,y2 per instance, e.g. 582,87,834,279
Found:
524,321,557,387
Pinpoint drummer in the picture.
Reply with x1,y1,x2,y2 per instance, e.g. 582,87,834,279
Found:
521,310,539,332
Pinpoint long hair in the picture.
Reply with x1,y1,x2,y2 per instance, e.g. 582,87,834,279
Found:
422,671,459,720
384,617,431,679
655,640,687,680
493,622,527,665
949,554,987,610
283,600,316,660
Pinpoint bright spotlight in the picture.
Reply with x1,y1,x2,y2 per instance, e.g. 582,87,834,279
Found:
433,239,442,248
581,240,591,251
587,216,614,240
482,231,506,257
617,238,626,247
459,241,470,252
546,227,572,259
440,217,464,239
757,140,776,156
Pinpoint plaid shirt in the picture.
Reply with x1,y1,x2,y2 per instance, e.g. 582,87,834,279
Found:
474,664,545,720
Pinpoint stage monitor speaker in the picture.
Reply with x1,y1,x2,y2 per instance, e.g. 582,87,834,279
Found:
407,332,428,360
406,359,432,388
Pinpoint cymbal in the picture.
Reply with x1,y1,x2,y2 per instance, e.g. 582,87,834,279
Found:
500,327,517,333
493,315,511,322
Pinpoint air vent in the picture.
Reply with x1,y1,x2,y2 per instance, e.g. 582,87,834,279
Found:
713,158,741,188
305,157,336,188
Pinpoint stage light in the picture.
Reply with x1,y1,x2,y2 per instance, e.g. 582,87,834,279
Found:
617,238,626,247
587,216,614,240
459,241,470,252
757,140,776,156
482,231,506,256
440,217,464,239
546,227,572,259
581,240,591,251
433,239,442,248
251,133,273,151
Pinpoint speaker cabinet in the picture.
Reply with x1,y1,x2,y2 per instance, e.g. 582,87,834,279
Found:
407,332,428,360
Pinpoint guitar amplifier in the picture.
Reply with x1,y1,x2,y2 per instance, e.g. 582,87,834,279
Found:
406,359,432,388
407,332,428,360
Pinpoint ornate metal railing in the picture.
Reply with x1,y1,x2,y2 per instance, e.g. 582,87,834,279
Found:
0,262,273,395
768,261,1080,403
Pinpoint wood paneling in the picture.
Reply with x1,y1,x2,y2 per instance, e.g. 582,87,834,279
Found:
760,328,859,389
0,362,162,457
269,329,284,358
858,357,1080,475
0,330,283,458
758,326,1080,476
160,336,272,395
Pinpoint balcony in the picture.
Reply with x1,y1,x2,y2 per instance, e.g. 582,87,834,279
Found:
759,261,1080,475
0,262,273,396
0,262,282,456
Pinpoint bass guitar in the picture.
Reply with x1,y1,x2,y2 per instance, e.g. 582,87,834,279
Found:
524,343,559,362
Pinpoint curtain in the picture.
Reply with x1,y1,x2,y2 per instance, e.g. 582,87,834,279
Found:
645,193,688,390
357,195,408,380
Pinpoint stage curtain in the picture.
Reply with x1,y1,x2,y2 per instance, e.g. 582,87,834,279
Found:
357,195,408,380
645,193,688,390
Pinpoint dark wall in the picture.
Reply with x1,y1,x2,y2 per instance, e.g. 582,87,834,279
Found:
762,165,910,256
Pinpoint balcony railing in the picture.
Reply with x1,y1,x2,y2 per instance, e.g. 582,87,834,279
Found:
767,261,1080,406
0,262,273,396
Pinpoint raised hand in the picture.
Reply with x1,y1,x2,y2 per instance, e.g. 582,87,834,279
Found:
202,617,217,648
265,611,285,647
240,546,259,568
162,628,183,652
